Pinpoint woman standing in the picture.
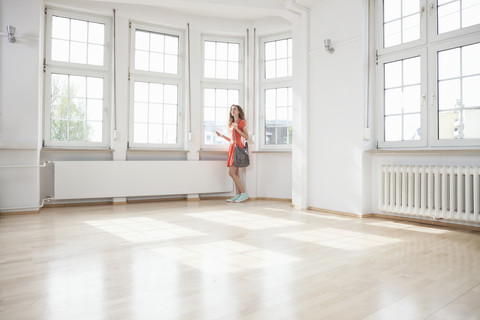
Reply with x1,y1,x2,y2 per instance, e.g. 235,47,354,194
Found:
215,104,249,203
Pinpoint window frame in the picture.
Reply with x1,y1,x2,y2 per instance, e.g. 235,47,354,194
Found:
259,33,293,151
375,0,480,149
43,8,111,148
128,22,185,149
201,34,244,150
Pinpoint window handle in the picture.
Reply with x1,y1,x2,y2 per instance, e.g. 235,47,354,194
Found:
421,6,425,17
431,93,436,106
429,2,435,15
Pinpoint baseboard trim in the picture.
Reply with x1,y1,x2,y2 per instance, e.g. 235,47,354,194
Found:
0,210,40,215
255,197,292,202
308,207,363,218
367,213,480,232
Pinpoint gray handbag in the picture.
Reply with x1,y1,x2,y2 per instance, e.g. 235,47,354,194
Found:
233,123,250,167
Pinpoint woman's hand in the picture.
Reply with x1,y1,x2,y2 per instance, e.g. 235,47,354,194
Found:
215,130,221,137
233,123,238,131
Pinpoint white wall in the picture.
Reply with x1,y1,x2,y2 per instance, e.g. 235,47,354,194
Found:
0,0,42,211
307,0,366,215
0,0,293,211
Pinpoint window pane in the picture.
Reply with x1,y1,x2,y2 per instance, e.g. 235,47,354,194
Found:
164,85,177,104
403,85,421,113
266,127,276,145
265,42,276,60
265,60,276,79
149,83,163,103
134,123,148,143
68,120,85,141
216,61,228,79
87,99,103,121
228,62,238,80
384,20,401,47
88,22,104,45
164,125,177,144
149,103,163,123
135,82,149,102
70,42,87,64
276,39,288,59
150,33,165,52
164,104,177,125
205,41,216,59
403,113,421,140
135,50,149,71
438,48,460,80
204,89,215,106
71,19,87,42
462,43,480,76
88,44,104,66
385,88,402,115
403,56,420,85
216,108,226,126
438,1,461,34
149,124,163,143
266,89,276,107
277,107,288,124
277,59,288,78
51,39,69,62
384,60,402,88
52,16,70,40
228,43,239,61
87,121,102,142
227,90,239,106
204,107,215,123
385,115,402,141
164,55,178,74
51,119,67,141
87,77,103,99
277,88,288,106
150,52,164,72
463,75,480,108
216,89,227,107
136,31,150,51
403,0,419,16
402,13,420,43
164,36,178,55
462,0,480,28
134,102,148,123
438,79,461,110
216,42,228,60
464,109,480,138
276,127,288,144
384,0,401,22
205,60,215,78
70,76,86,97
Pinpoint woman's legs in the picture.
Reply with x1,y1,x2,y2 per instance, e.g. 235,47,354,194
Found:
229,166,245,194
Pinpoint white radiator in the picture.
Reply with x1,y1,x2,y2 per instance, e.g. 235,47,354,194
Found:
53,161,233,200
379,165,480,224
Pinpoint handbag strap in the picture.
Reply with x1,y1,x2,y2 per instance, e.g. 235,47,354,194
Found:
233,120,240,146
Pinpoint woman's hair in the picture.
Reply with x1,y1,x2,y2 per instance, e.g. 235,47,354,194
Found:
228,104,245,127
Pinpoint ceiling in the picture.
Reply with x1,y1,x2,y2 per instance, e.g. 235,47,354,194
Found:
86,0,321,20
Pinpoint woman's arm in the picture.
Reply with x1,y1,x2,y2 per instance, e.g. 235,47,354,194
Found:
234,123,249,140
215,130,231,142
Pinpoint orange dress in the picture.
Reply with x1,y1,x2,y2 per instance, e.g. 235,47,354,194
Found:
227,119,246,167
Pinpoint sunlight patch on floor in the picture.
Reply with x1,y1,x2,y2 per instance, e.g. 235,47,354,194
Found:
151,240,300,274
279,228,402,251
85,217,205,243
365,221,451,234
186,210,304,230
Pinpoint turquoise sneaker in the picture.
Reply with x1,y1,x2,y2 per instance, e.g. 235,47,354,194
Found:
234,193,249,203
227,194,240,202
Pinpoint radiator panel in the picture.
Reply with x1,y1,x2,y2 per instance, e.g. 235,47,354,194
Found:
53,161,233,200
379,165,480,224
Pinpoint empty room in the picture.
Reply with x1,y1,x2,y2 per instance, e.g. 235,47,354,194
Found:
1,0,480,319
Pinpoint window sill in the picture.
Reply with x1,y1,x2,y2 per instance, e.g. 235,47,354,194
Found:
42,147,114,152
253,150,292,154
127,148,189,153
366,148,480,155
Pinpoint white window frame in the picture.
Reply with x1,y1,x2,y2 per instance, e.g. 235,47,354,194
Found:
44,8,111,148
201,35,244,150
259,33,293,150
428,36,480,147
375,0,480,149
377,49,428,148
375,0,428,55
128,22,184,149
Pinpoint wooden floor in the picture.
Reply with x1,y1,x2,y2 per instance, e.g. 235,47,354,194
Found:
1,200,479,320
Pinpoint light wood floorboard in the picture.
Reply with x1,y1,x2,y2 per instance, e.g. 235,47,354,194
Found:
1,200,479,320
